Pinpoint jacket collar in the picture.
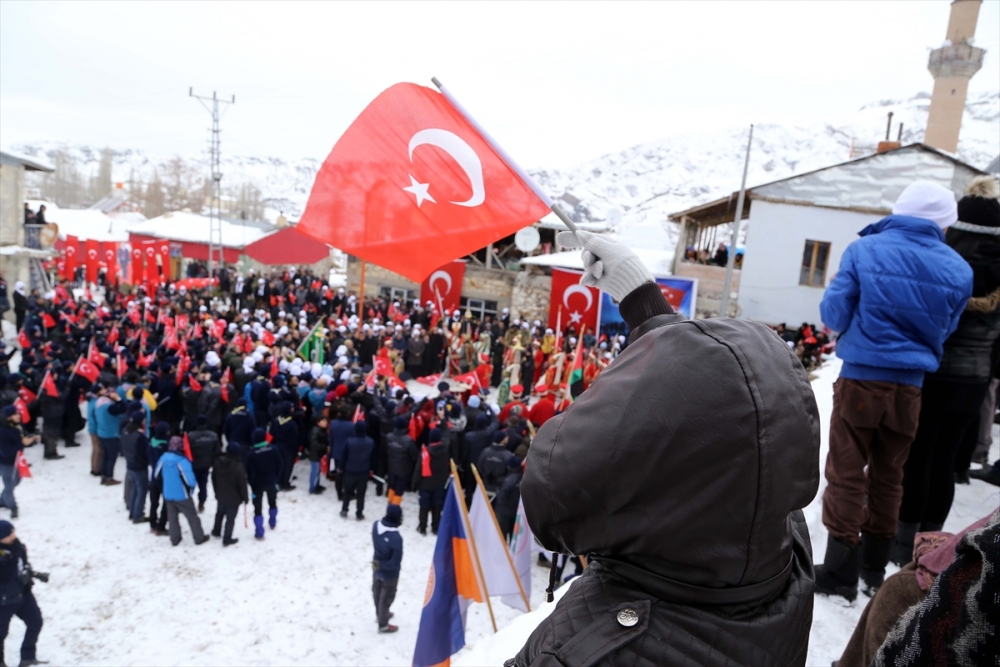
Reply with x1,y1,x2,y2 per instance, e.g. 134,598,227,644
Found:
628,313,687,347
859,215,945,242
377,520,400,534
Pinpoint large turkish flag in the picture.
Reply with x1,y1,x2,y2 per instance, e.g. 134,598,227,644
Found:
130,245,144,284
84,239,100,284
144,243,159,288
63,235,79,280
158,241,172,281
548,267,599,336
103,243,118,283
296,83,550,283
419,260,465,315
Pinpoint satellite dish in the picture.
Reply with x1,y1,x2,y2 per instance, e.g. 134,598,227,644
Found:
514,226,541,253
607,208,623,227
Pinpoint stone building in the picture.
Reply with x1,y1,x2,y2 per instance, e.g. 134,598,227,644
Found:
1,151,55,319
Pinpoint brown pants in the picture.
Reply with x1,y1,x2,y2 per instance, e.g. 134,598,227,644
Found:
822,378,921,543
838,562,926,667
90,433,103,474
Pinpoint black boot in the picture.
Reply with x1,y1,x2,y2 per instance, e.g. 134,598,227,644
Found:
431,507,442,535
859,533,893,595
417,508,429,535
969,464,1000,487
890,521,919,567
814,536,860,602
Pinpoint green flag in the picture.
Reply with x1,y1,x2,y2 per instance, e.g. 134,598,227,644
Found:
297,321,325,365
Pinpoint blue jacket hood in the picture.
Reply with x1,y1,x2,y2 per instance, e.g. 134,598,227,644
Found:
858,215,945,242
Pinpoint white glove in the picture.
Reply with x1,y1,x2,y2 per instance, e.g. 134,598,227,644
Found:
556,230,653,302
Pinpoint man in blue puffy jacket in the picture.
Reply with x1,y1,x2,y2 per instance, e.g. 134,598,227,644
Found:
816,180,972,601
153,437,209,546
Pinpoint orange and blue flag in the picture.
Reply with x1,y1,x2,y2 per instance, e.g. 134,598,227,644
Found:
412,481,484,667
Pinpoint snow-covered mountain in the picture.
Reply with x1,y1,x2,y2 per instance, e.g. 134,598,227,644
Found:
9,90,998,237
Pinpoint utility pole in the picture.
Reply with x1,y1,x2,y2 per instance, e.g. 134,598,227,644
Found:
189,87,235,278
720,124,753,318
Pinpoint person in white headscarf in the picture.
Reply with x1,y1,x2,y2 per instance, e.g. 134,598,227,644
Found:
12,281,29,331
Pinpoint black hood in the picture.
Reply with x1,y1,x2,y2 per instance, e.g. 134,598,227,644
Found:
522,316,820,601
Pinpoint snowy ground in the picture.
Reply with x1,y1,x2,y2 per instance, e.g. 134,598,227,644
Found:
3,350,998,665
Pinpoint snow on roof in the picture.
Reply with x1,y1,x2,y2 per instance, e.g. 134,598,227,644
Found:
0,149,54,172
127,211,270,248
34,204,131,243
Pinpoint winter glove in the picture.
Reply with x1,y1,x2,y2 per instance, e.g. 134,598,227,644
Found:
556,230,653,303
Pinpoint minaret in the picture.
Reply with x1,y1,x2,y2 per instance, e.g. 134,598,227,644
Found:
924,0,985,153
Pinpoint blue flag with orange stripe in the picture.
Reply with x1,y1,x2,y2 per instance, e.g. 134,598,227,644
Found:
412,481,484,667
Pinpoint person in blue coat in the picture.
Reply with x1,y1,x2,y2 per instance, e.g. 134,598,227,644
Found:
92,384,128,486
153,437,209,547
815,180,973,601
245,427,282,539
340,420,374,520
86,392,101,477
223,399,256,450
371,504,403,633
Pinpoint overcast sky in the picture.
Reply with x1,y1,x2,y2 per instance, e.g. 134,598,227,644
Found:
1,1,998,169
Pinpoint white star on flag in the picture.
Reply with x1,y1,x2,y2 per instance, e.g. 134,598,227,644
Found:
403,175,435,207
569,311,583,324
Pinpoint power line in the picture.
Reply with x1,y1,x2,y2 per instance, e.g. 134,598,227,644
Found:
189,87,235,277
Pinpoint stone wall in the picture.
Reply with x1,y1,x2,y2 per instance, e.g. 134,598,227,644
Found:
674,261,741,318
511,268,551,322
345,256,517,308
0,163,30,321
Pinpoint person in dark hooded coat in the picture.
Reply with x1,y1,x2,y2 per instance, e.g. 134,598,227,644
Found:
509,232,820,667
223,400,256,450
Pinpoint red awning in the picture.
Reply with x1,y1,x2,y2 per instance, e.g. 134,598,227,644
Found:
244,226,330,265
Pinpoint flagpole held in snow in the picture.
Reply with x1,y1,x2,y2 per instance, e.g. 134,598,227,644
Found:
431,76,579,236
449,460,498,633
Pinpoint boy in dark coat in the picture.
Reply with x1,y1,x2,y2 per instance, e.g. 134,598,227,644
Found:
328,408,355,501
493,456,523,541
477,430,510,495
341,421,374,520
37,379,67,460
269,401,299,491
211,443,249,546
188,416,222,512
147,421,171,535
246,427,282,539
307,417,329,494
372,504,403,634
412,428,449,535
385,416,418,506
120,411,150,523
223,400,256,449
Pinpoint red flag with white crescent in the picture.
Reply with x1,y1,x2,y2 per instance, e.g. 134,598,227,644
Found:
17,329,30,349
104,242,118,283
74,356,100,383
41,371,58,398
107,324,119,345
18,384,37,403
13,398,30,423
548,267,599,335
130,245,144,284
296,83,550,283
84,239,100,284
16,451,31,479
158,241,172,282
63,235,79,279
419,260,465,315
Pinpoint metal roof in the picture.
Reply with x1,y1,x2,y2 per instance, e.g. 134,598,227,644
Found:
0,150,54,172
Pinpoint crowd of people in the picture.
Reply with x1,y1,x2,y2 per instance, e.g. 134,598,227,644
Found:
0,175,997,665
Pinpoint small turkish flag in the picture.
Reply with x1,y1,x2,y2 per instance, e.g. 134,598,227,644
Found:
17,329,30,349
16,452,31,479
261,330,275,347
107,324,119,344
18,385,37,403
13,398,30,423
188,375,203,392
548,267,599,335
182,433,193,462
137,352,155,368
88,339,105,368
74,356,100,383
373,356,395,377
420,260,466,315
41,371,59,398
220,367,231,403
176,314,189,331
296,82,550,283
41,312,56,329
269,354,279,379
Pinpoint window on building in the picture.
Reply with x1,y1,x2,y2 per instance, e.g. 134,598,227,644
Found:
799,240,831,287
460,297,498,322
378,286,418,305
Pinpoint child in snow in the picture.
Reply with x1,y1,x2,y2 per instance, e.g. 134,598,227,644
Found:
245,427,282,539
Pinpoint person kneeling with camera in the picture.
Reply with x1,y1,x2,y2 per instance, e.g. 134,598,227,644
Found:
0,521,46,667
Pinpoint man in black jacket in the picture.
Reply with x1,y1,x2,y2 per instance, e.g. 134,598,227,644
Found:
0,521,45,667
411,428,450,535
477,430,509,495
36,379,66,460
270,401,299,491
211,443,249,546
223,400,256,450
385,416,417,506
121,411,150,524
188,416,221,512
510,232,820,667
463,412,497,504
246,428,282,539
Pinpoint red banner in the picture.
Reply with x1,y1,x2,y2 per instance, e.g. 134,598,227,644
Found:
130,245,144,284
63,235,79,280
548,267,599,336
158,240,172,282
144,243,158,288
84,239,100,284
103,242,118,283
419,260,466,317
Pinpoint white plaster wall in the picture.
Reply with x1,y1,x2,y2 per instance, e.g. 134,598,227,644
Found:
738,200,882,326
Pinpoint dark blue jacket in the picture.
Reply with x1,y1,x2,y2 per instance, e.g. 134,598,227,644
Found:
0,423,23,466
343,434,375,476
246,442,282,489
223,407,256,448
249,380,270,419
821,215,972,386
372,519,403,580
269,415,299,451
328,419,355,464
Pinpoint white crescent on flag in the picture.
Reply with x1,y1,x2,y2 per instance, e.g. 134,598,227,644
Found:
563,284,594,313
406,128,485,208
428,270,453,296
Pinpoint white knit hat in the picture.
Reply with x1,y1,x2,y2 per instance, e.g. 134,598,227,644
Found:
892,180,958,230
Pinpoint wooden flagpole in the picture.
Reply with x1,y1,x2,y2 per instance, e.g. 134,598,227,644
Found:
449,460,498,633
471,464,531,612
